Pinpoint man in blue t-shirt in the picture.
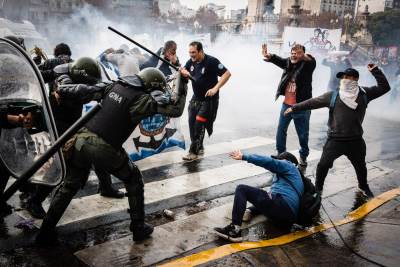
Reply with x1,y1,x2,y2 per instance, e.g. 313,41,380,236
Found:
214,151,304,242
180,41,231,161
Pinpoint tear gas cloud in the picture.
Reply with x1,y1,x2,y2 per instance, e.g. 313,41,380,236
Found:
41,4,399,137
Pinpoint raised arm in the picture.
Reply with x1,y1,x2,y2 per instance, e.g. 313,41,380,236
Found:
363,64,391,102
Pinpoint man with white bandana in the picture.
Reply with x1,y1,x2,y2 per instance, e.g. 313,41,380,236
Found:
284,64,391,197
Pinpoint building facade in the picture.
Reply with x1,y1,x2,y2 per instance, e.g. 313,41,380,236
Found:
281,0,356,17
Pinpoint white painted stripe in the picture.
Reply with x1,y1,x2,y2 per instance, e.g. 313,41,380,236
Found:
18,149,320,227
86,136,275,182
73,162,393,267
134,136,275,171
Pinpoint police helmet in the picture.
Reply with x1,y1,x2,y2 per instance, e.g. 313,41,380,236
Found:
69,57,101,85
137,67,167,92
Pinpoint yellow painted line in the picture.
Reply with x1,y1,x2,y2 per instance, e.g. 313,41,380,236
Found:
159,187,400,267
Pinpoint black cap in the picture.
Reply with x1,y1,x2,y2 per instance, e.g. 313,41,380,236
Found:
336,68,359,79
271,152,298,166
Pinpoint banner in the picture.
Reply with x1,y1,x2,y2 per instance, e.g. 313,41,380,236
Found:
87,54,186,161
282,27,342,55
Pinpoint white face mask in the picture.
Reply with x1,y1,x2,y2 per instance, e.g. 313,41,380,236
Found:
339,78,359,110
339,78,358,90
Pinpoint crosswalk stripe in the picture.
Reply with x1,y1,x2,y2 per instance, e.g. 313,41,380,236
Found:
86,136,275,183
17,148,321,228
73,163,394,267
134,136,275,171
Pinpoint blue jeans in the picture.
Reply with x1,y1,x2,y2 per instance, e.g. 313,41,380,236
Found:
276,103,311,159
231,184,296,227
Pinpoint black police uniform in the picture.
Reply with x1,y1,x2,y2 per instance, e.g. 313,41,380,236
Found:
184,54,227,154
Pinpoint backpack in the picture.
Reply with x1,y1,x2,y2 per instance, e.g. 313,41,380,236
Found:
329,87,368,114
282,171,322,227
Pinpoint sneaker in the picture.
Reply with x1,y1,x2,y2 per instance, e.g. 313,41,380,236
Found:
214,223,242,242
99,187,125,199
242,208,252,222
359,185,374,198
131,222,154,241
26,200,46,219
182,152,199,161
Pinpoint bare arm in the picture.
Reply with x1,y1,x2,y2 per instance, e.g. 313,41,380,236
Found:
205,70,231,97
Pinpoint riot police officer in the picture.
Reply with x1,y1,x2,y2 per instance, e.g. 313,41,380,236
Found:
36,67,187,245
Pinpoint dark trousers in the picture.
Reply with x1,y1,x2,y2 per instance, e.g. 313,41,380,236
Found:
231,184,296,227
316,138,368,191
40,132,144,233
188,99,207,154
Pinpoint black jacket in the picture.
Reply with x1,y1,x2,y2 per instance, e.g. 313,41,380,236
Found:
292,68,390,140
266,54,316,103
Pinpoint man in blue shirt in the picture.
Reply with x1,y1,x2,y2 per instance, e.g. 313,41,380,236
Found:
180,41,231,161
214,151,304,242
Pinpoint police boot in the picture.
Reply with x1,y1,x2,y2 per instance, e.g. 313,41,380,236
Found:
96,170,125,199
130,219,154,242
26,200,46,219
25,185,53,219
99,186,125,199
127,194,153,241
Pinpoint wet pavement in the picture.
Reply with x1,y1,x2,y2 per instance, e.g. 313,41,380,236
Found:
1,110,400,266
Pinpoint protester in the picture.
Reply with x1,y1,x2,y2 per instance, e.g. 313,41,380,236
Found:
262,43,316,172
214,150,303,242
101,44,140,76
284,64,391,197
140,40,179,77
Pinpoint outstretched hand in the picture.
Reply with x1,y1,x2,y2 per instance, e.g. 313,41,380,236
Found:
262,43,271,60
367,63,377,72
229,150,243,160
284,107,293,116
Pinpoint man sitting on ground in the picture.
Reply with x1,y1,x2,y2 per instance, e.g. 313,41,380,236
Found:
214,151,304,242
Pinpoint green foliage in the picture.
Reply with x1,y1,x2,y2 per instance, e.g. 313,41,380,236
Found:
367,10,400,46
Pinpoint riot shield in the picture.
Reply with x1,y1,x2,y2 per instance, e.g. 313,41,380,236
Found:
0,38,65,186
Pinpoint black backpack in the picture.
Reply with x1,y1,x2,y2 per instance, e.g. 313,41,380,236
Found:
282,171,322,226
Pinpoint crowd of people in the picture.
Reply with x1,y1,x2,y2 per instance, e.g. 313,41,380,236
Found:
0,34,392,245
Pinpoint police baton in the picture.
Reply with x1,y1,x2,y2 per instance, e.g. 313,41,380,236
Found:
0,103,102,203
108,26,195,82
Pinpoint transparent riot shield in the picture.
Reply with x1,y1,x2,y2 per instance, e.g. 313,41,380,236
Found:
0,38,65,186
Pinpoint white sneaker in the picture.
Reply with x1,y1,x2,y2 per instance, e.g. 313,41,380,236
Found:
242,208,252,222
182,152,199,161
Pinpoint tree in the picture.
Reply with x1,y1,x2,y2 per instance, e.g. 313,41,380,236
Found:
367,10,400,46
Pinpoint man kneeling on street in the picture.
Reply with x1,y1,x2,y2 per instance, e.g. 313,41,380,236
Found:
214,150,304,242
284,64,391,197
36,67,187,245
